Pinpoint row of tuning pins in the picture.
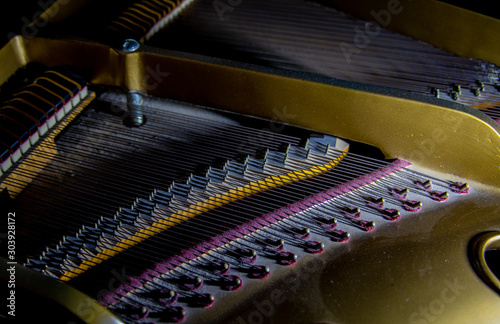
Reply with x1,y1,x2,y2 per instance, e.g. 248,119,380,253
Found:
282,171,469,235
105,237,291,322
431,80,493,100
107,172,469,323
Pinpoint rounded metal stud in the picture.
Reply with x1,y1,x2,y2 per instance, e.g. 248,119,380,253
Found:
122,39,140,53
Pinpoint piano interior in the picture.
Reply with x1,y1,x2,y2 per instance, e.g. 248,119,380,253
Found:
0,1,499,323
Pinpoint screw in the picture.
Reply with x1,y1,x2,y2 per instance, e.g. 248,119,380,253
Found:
122,39,140,53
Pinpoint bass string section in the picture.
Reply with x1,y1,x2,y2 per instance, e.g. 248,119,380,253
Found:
4,91,471,323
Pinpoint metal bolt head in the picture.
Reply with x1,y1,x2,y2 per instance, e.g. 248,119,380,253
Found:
122,39,140,53
124,91,146,127
127,91,144,106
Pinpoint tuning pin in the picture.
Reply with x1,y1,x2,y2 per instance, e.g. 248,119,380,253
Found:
234,248,258,264
344,206,361,218
261,237,284,251
451,182,469,194
305,240,324,254
177,275,203,291
416,180,432,191
403,200,422,212
237,248,256,258
352,219,375,232
382,208,400,221
265,237,284,247
152,289,178,306
391,188,408,200
367,197,385,209
275,251,297,265
328,229,350,242
321,219,338,230
431,191,449,202
208,260,230,275
291,227,310,239
220,275,243,291
247,265,270,279
188,293,215,308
